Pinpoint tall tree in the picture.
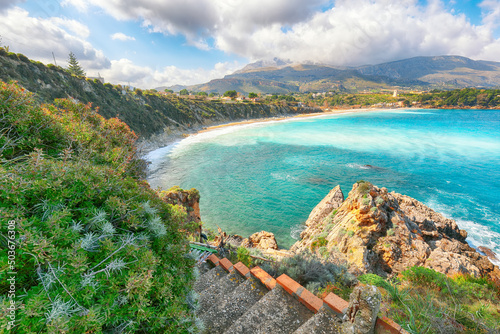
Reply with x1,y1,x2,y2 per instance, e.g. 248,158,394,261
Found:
67,51,85,76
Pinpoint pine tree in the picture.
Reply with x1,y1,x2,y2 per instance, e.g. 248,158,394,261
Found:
67,51,85,76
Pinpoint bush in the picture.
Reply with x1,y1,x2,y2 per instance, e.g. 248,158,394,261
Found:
237,247,252,267
0,81,197,332
260,253,356,291
357,180,372,194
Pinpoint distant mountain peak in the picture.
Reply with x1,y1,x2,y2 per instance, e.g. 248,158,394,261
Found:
172,55,500,94
235,57,292,73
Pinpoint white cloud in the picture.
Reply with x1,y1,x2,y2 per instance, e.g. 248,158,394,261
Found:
0,7,110,70
111,32,136,41
71,0,500,66
480,0,500,29
61,0,89,12
98,58,241,89
50,17,90,38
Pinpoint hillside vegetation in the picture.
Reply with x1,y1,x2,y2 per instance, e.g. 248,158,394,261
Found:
0,81,198,332
0,50,319,140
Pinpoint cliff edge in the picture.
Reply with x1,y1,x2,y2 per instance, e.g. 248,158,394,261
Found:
291,181,500,285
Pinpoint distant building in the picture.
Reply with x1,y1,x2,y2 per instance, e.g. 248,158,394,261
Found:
393,90,398,97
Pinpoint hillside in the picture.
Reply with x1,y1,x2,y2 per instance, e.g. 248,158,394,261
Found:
0,81,198,332
0,50,320,141
182,56,500,94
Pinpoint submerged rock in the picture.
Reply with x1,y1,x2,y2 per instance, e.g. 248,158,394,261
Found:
292,181,500,286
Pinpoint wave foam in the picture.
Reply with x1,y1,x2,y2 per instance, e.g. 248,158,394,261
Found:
425,199,500,266
271,172,298,181
290,223,306,240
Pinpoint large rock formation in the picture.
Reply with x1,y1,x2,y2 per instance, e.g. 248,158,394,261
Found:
292,182,500,285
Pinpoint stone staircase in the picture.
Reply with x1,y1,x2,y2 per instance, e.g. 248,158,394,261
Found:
194,254,408,334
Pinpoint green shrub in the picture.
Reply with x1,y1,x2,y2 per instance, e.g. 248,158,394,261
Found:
356,180,372,194
260,253,356,290
0,81,197,332
17,53,30,63
401,266,448,289
311,236,328,251
237,247,252,267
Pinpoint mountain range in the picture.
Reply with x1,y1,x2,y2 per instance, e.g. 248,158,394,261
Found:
164,56,500,94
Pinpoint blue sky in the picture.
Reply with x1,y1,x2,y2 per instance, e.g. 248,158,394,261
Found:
1,0,499,88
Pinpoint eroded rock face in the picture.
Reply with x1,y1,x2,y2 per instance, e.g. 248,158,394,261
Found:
292,182,500,285
296,185,344,244
160,187,201,224
242,231,279,250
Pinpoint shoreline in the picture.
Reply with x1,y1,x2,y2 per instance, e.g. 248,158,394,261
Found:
197,107,379,133
140,106,390,155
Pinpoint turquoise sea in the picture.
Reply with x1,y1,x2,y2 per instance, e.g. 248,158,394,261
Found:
146,109,500,260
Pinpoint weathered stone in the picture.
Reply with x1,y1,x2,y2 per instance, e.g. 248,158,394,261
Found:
306,185,344,227
244,230,279,250
478,246,499,262
342,285,381,334
224,285,313,334
294,307,342,334
292,182,500,282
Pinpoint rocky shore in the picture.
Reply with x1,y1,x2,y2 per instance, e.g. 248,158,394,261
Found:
291,181,500,285
168,181,500,287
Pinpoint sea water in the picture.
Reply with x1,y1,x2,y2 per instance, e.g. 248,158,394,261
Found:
146,109,500,258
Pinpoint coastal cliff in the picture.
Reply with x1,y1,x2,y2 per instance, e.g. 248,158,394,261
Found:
291,181,500,285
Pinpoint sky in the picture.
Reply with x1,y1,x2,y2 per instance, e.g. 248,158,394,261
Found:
0,0,499,89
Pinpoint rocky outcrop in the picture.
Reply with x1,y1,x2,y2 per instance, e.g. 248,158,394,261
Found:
242,231,279,250
298,185,344,243
160,186,201,224
292,182,500,285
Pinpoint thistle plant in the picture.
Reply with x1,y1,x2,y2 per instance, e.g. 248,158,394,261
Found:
34,200,65,221
45,296,79,323
79,232,100,251
100,221,116,236
80,274,98,289
141,200,159,216
70,220,84,233
147,215,167,237
89,209,108,227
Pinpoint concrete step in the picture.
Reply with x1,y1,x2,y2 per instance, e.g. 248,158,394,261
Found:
199,275,269,334
293,307,342,334
197,260,213,276
196,268,246,318
197,264,267,334
193,265,228,293
223,284,314,334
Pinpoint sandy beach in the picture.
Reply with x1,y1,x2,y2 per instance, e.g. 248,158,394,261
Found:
140,106,400,155
197,107,378,134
